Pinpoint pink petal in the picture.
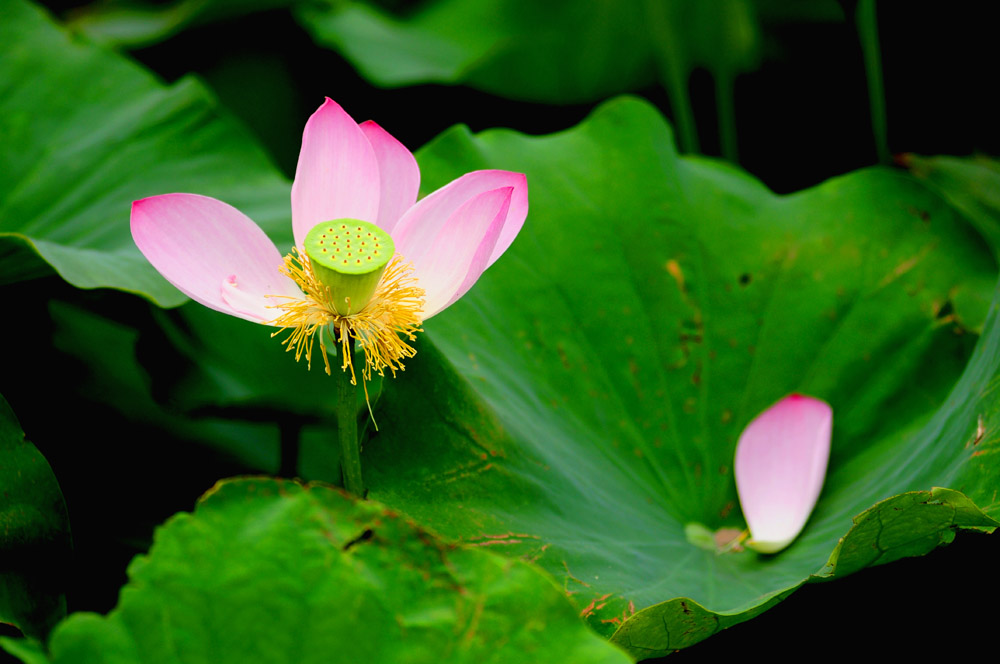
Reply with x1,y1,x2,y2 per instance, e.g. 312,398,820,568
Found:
291,98,381,247
392,170,527,269
398,187,513,319
734,394,832,553
131,194,301,323
359,120,420,234
439,199,509,314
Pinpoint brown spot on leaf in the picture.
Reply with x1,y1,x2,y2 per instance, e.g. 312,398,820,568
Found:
556,342,571,370
906,204,931,223
878,242,936,287
666,259,686,293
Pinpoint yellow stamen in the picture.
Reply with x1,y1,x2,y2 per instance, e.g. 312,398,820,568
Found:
267,248,425,388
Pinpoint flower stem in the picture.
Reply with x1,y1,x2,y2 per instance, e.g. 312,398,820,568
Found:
716,70,739,164
856,0,889,165
644,0,701,154
336,336,364,497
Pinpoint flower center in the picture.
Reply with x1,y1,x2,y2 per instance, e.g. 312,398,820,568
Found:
303,219,395,315
267,223,425,392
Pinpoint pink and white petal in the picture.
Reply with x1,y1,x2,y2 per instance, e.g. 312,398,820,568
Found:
359,120,420,234
291,98,381,247
734,394,832,554
402,187,513,319
392,170,527,268
438,199,508,314
131,193,301,323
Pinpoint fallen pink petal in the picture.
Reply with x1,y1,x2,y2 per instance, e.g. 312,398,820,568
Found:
734,394,833,554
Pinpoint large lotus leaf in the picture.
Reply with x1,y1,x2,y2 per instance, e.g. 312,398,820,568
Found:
0,478,631,664
352,97,1000,658
0,0,291,305
296,0,774,105
0,394,72,641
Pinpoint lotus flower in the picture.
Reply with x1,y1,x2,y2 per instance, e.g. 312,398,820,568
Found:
734,394,832,553
131,98,528,381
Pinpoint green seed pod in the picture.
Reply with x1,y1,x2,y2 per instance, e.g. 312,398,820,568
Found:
303,219,394,316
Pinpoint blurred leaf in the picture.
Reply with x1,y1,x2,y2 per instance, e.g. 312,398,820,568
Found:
48,299,282,472
296,0,761,105
144,302,374,480
147,303,343,419
0,394,72,640
66,0,294,49
902,154,1000,258
355,97,999,657
43,294,361,484
3,478,632,664
0,638,46,664
0,0,291,305
296,0,845,157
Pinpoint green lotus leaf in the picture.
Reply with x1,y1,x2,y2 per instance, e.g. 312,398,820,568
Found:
0,0,291,306
2,478,631,664
357,97,1000,658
